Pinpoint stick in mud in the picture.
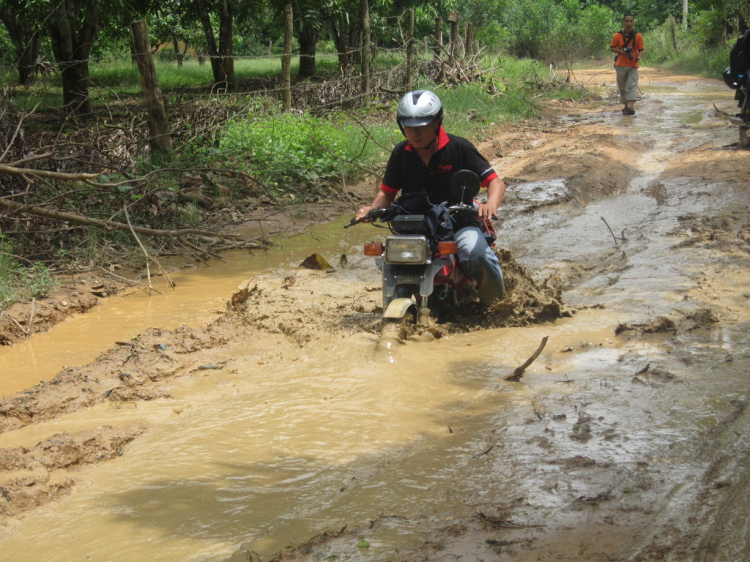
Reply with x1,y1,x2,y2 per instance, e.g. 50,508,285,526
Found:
601,216,620,245
505,336,549,382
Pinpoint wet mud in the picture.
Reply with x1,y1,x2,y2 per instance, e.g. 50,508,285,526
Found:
3,68,750,562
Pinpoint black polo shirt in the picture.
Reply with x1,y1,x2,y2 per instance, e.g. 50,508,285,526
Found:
380,126,498,205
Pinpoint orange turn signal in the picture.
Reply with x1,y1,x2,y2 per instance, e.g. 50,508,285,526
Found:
364,242,384,256
438,241,458,255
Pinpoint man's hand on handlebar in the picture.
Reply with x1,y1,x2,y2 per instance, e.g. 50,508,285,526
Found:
476,202,499,220
355,206,374,222
345,207,387,228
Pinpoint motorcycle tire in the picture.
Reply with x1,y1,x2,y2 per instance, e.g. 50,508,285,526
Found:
381,312,415,341
740,90,750,149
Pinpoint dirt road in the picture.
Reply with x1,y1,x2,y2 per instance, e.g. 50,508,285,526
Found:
2,69,750,562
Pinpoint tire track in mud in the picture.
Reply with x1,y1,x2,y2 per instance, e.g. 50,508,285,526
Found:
611,397,750,562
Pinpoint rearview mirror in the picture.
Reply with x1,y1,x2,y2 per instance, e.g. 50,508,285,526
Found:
449,169,481,204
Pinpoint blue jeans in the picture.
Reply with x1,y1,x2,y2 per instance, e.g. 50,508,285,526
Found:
455,226,505,305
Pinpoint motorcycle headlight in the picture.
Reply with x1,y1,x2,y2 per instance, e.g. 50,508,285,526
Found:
385,236,429,264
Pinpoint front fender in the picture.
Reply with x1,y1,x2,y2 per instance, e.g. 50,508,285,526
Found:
383,296,418,320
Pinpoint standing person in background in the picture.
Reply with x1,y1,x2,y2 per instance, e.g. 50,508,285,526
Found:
610,14,645,116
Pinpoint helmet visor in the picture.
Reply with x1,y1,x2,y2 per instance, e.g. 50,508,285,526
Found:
399,116,436,127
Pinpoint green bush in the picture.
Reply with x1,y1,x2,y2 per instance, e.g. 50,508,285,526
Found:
644,20,733,78
218,111,368,190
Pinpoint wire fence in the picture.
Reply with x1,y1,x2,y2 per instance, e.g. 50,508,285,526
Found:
0,9,498,201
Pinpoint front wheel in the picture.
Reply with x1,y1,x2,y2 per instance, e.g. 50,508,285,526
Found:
740,125,750,148
740,90,750,149
381,311,416,340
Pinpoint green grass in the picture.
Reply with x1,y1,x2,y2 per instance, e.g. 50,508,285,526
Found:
0,237,57,309
89,54,344,90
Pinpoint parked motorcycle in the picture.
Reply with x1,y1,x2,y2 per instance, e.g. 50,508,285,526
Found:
346,170,486,333
724,31,750,148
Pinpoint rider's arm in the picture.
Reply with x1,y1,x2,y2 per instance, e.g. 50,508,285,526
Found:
477,177,506,219
356,189,397,221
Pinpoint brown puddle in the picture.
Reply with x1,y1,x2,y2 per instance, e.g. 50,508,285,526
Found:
0,307,627,561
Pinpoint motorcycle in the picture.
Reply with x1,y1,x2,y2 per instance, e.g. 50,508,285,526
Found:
346,170,486,333
724,31,750,148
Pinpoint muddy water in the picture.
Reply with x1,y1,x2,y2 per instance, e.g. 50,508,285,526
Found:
0,310,626,562
0,224,374,396
1,76,747,562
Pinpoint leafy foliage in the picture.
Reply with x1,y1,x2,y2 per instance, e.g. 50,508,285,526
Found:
217,111,368,189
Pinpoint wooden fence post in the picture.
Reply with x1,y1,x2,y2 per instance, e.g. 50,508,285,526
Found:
434,17,443,56
448,11,460,62
406,8,414,92
361,0,370,103
130,20,172,159
282,4,293,111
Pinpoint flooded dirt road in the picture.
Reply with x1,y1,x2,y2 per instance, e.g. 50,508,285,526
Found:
2,68,750,562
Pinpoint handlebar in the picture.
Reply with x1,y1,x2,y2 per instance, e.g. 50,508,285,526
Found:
344,207,388,228
345,205,497,229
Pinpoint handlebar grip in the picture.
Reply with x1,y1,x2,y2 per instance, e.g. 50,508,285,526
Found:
344,208,387,228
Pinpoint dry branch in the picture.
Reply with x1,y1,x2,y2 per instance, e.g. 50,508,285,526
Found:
0,196,267,246
505,336,549,382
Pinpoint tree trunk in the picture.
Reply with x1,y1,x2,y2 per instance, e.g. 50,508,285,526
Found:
328,14,351,73
196,0,234,88
132,20,172,159
282,4,292,110
298,26,318,78
406,8,414,92
1,6,42,86
173,36,184,67
217,0,235,87
434,17,442,56
196,0,222,83
47,0,103,114
360,0,370,99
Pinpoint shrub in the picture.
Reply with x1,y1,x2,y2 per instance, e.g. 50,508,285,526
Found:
218,111,366,191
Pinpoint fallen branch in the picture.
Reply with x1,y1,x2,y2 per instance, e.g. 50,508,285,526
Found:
27,298,35,337
123,205,158,295
7,313,29,337
505,336,548,382
0,163,100,181
713,103,732,117
601,216,623,245
0,196,266,246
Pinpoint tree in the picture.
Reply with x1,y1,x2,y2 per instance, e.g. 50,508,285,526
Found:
321,0,362,73
195,0,236,87
292,1,325,77
46,0,105,114
0,0,43,85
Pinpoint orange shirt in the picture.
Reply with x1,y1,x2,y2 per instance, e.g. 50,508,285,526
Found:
611,31,644,68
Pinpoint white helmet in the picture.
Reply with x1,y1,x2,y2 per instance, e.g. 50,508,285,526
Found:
396,90,443,129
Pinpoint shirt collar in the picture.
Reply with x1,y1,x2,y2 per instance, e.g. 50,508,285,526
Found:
404,126,450,152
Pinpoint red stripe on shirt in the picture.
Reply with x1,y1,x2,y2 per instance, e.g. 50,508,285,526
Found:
380,183,399,195
481,172,498,188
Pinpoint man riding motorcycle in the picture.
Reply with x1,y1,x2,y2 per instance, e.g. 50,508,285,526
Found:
355,90,506,305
